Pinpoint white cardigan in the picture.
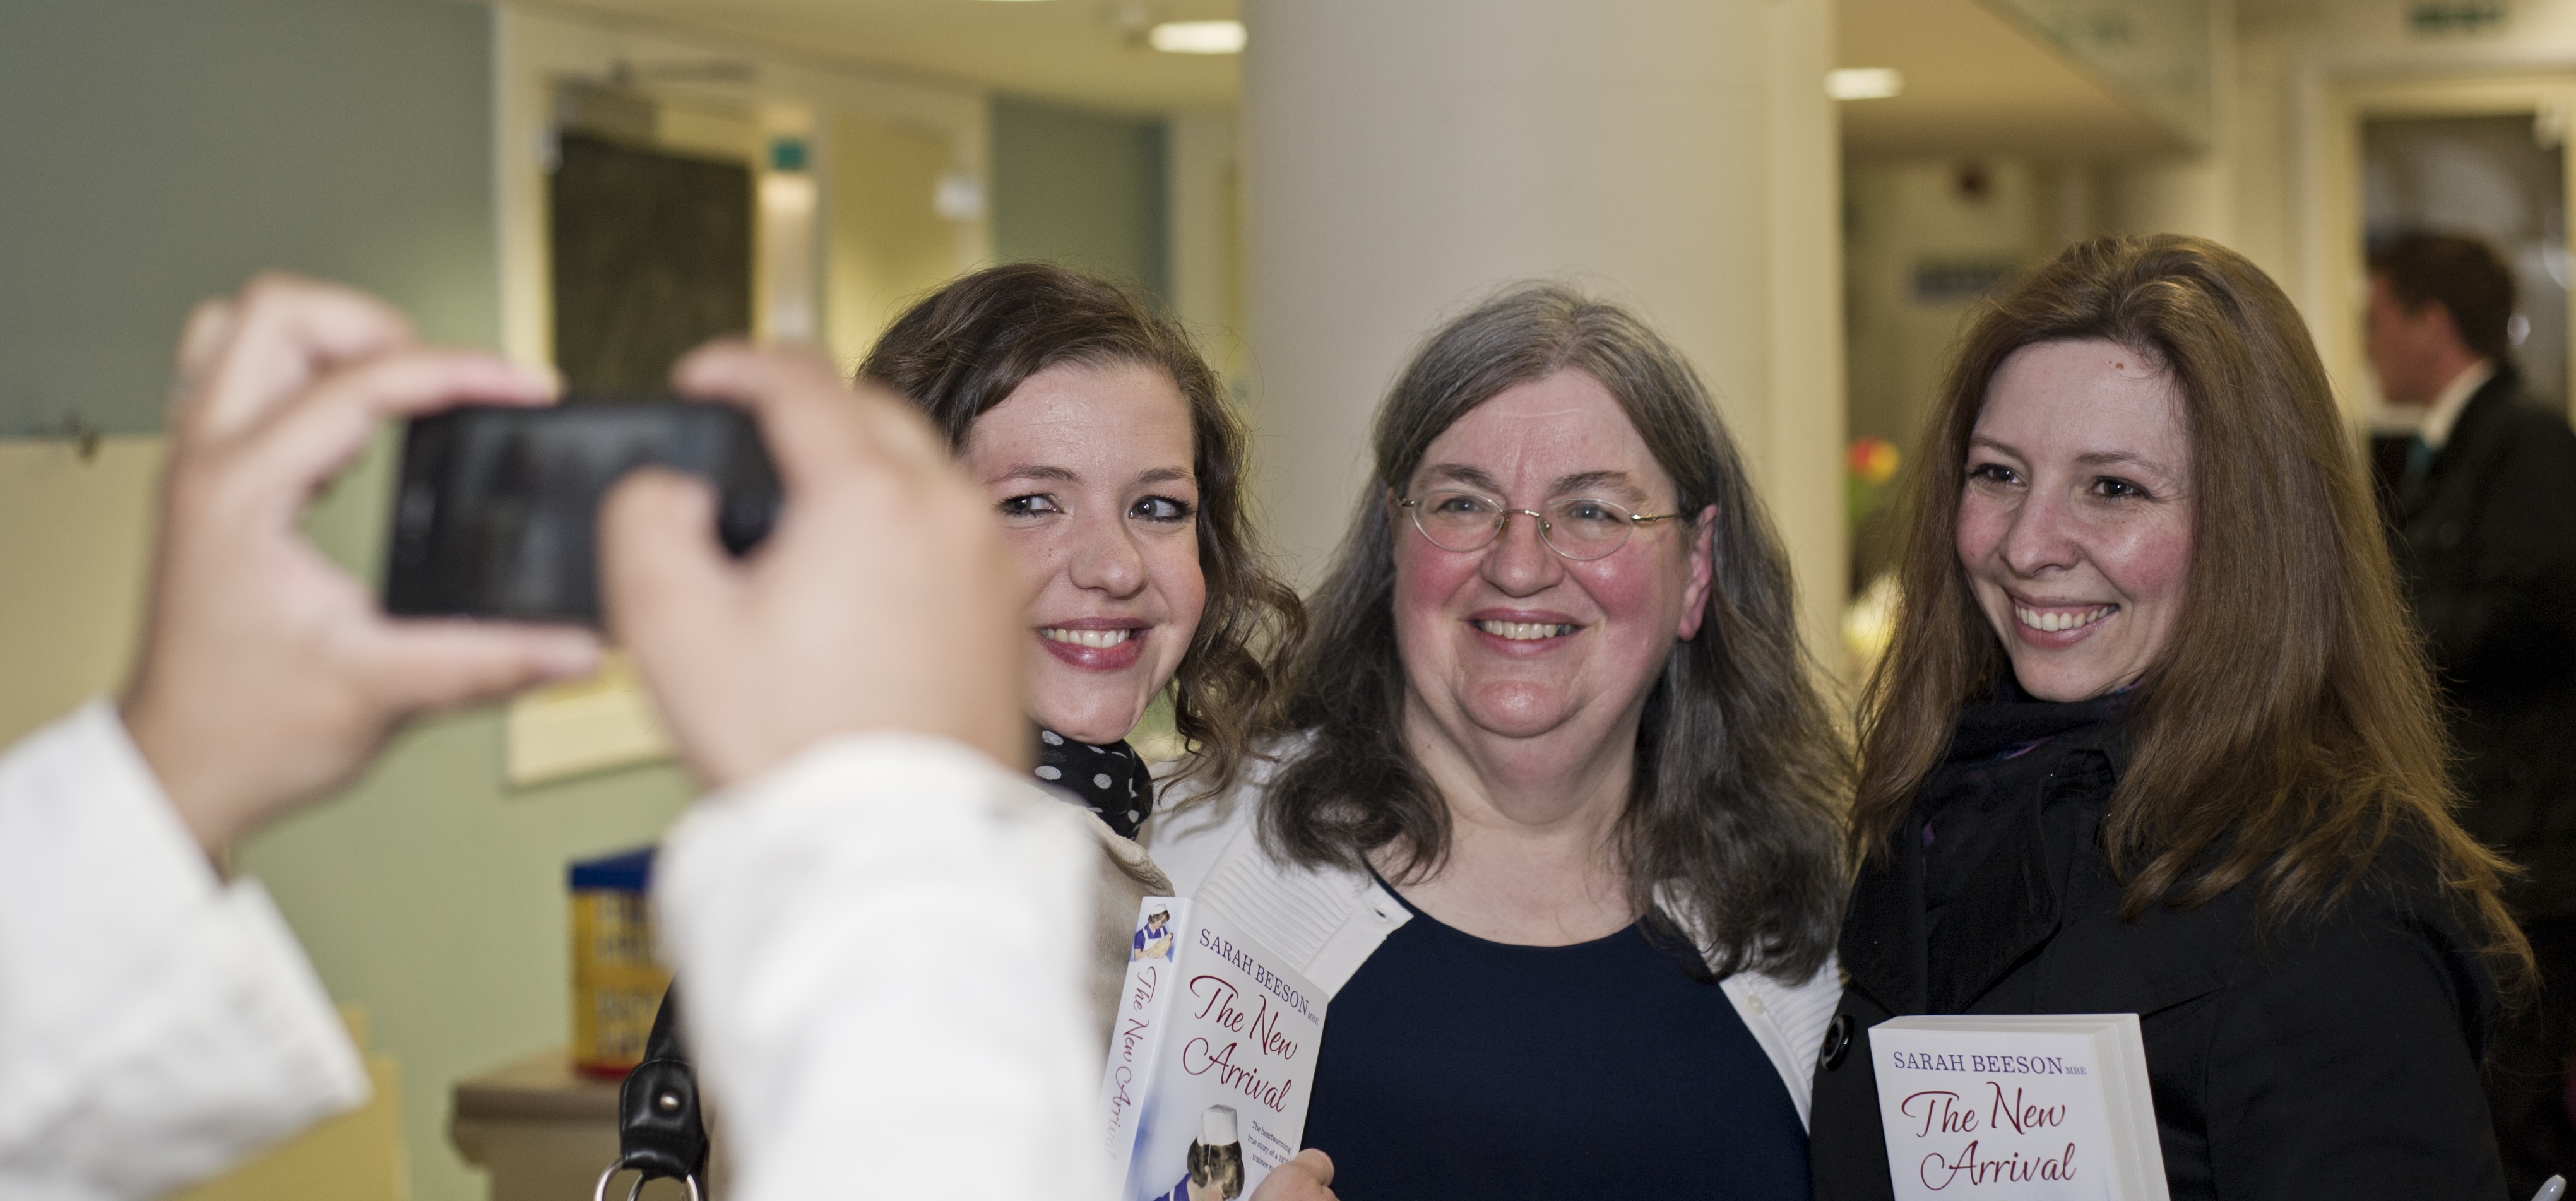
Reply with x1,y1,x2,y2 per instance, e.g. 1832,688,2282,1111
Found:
1140,759,1845,1128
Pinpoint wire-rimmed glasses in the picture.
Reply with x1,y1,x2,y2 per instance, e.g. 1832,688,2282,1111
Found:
1397,490,1684,561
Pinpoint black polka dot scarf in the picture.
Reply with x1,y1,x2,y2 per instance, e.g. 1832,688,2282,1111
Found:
1034,728,1154,839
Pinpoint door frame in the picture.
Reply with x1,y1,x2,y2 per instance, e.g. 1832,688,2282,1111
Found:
492,6,990,371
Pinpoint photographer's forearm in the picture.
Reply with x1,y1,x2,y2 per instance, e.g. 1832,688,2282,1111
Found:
0,703,367,1200
656,734,1105,1201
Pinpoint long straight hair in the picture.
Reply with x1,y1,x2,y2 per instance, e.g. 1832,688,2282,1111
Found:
1257,284,1850,981
1855,235,2530,983
860,263,1305,795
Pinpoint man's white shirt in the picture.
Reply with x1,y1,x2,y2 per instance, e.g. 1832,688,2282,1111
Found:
2418,357,2496,453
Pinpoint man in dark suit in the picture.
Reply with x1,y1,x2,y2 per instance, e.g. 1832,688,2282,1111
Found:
2370,230,2576,1195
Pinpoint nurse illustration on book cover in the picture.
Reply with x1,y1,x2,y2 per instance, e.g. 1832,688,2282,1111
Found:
1132,907,1175,962
1153,1106,1245,1201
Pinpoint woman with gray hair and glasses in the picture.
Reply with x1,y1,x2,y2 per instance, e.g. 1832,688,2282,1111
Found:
1148,284,1848,1201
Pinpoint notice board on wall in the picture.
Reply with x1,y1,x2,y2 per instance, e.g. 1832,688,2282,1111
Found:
549,131,753,393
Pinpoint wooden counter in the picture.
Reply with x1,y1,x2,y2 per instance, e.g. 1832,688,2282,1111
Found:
451,1048,706,1200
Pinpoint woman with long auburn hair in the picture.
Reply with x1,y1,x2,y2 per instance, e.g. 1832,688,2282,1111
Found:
1806,235,2532,1199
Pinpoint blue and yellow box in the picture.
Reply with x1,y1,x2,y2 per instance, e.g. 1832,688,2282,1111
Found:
568,847,669,1076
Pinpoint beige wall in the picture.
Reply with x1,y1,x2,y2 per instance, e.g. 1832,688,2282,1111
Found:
1166,109,1250,391
0,438,162,745
826,112,966,370
1842,161,2053,446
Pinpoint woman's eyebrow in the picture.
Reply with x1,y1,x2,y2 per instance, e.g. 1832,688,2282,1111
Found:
988,464,1080,486
1957,435,2040,464
1551,470,1646,502
1420,463,1506,494
2074,450,2174,476
1134,466,1195,486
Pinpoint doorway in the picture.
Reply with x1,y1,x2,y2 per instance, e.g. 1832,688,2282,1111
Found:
2362,112,2568,412
2315,73,2576,424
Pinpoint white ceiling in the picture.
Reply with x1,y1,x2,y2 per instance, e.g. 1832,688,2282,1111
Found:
528,0,2193,156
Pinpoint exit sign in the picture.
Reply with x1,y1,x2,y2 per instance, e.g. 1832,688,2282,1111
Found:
2410,1,2508,36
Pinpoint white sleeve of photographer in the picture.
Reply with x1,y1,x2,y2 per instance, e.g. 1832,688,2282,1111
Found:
658,733,1108,1201
0,701,370,1201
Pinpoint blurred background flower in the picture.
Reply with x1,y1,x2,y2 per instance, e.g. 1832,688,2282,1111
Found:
1843,436,1904,666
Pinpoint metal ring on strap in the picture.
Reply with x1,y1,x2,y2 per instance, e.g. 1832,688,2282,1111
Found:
594,1157,704,1201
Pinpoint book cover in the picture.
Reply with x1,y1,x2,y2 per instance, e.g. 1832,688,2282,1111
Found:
1870,1014,2169,1200
1096,896,1326,1201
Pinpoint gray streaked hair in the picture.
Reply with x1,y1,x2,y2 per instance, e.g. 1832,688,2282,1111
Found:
1254,282,1849,981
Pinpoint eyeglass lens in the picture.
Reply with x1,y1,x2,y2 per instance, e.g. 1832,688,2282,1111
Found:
1411,491,1637,560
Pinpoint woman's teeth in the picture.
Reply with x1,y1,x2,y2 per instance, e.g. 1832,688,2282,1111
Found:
1476,620,1574,641
1042,627,1134,648
2015,605,2112,634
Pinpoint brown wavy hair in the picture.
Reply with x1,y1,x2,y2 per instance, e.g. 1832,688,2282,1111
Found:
1854,234,2530,984
858,262,1304,795
1258,283,1851,981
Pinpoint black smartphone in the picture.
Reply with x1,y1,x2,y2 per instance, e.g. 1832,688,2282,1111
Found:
383,399,780,625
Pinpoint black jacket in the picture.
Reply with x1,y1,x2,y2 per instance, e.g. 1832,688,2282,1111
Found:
1808,730,2505,1199
2389,366,2576,917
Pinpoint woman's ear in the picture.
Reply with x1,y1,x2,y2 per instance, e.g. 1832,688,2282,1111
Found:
1676,504,1719,641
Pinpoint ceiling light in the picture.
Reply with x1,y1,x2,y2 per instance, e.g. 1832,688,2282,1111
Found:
1827,68,1904,101
1149,20,1246,54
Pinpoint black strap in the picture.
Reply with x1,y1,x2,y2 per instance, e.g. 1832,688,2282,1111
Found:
614,984,709,1184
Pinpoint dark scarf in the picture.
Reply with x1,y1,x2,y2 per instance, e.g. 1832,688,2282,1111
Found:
1035,728,1154,839
1916,675,2126,928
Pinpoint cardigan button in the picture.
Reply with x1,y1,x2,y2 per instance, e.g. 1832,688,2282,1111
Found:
1819,1013,1855,1071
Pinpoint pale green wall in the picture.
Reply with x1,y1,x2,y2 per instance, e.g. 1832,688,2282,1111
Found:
991,95,1170,300
0,5,699,1201
0,0,501,434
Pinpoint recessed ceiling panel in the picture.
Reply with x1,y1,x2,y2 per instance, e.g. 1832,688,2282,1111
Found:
1839,0,2192,159
526,0,1242,112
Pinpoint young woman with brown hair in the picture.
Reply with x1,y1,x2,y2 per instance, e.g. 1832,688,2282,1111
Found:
859,262,1302,812
616,264,1303,1196
1806,234,2532,1198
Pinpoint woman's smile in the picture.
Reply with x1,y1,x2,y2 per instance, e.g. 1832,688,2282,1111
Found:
1469,612,1582,647
1036,620,1149,671
2007,595,2117,641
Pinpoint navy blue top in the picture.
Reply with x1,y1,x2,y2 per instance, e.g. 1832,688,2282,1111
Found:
1301,883,1809,1200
